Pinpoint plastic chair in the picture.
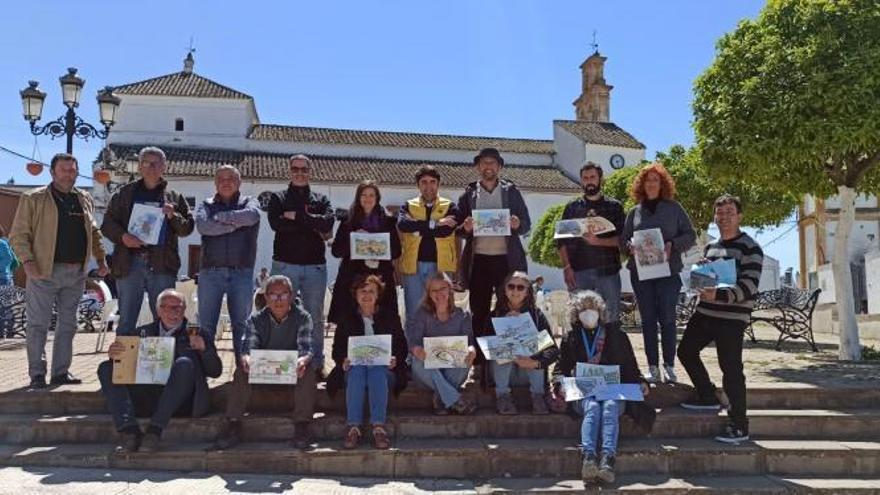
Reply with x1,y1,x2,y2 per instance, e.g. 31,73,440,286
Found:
94,299,119,352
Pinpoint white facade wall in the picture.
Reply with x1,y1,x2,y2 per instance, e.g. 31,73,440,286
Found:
865,251,880,314
552,125,587,180
110,95,257,147
822,219,880,265
583,143,645,178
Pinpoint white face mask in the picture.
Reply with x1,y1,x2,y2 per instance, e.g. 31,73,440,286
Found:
578,309,600,329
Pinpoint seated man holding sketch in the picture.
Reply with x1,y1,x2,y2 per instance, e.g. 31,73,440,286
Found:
97,289,222,453
214,275,316,450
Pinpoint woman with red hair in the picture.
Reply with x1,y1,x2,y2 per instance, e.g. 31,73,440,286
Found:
620,163,696,384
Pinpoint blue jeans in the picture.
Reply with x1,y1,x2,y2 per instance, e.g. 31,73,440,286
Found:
631,274,682,366
197,267,254,355
574,268,622,323
402,261,438,323
492,361,545,396
573,398,622,456
271,261,327,364
346,365,394,425
116,256,176,335
97,357,197,432
409,356,468,408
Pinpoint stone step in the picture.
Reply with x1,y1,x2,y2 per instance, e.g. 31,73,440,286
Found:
2,383,878,415
1,409,879,445
481,476,880,494
2,438,879,478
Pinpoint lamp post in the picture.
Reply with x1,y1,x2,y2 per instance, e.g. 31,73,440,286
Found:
19,67,120,154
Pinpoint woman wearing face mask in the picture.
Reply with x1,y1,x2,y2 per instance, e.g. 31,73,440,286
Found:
488,271,559,415
551,291,653,485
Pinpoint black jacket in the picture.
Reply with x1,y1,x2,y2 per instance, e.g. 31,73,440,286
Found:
456,179,531,289
328,211,401,324
327,306,409,397
267,184,334,265
128,319,222,418
101,178,195,277
553,322,656,434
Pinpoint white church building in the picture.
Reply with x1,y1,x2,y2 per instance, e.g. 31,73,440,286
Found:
92,52,647,288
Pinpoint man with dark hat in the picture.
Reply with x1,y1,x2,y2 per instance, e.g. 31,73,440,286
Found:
457,148,531,352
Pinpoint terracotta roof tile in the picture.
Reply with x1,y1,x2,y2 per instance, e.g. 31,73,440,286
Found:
107,145,579,192
249,124,555,154
554,120,645,149
113,72,251,100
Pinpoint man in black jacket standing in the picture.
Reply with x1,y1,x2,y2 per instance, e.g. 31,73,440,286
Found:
458,148,531,342
267,154,335,373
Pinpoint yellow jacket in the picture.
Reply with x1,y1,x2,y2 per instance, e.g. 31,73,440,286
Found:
399,197,457,275
10,185,106,278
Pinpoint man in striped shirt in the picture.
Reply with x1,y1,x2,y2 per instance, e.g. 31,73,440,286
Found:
677,194,764,444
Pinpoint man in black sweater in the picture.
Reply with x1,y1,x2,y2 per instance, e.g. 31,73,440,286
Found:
267,154,335,372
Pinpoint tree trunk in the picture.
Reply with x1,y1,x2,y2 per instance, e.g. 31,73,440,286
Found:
832,185,861,361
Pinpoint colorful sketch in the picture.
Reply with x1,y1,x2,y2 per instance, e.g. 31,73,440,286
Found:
134,337,175,384
249,350,298,385
554,219,586,239
692,259,737,287
560,376,606,402
423,335,469,369
632,228,671,280
593,383,645,401
128,203,164,245
584,216,616,235
348,334,392,366
576,363,621,385
350,232,391,260
473,209,511,237
478,314,554,362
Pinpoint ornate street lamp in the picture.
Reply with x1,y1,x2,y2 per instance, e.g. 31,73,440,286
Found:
19,67,120,155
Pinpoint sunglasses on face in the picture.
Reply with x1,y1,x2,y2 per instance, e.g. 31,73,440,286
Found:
506,283,528,292
266,293,292,302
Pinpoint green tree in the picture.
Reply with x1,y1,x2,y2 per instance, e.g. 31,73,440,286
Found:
604,144,797,232
693,0,880,360
527,203,569,267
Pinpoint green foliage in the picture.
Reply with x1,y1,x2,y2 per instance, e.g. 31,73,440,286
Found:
862,345,880,361
604,144,798,232
693,0,880,193
527,203,569,267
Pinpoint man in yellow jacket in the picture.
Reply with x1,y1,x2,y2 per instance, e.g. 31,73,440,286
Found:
10,153,107,389
397,165,459,322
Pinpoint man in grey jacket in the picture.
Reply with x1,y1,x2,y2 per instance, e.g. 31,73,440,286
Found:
195,165,260,357
214,275,316,450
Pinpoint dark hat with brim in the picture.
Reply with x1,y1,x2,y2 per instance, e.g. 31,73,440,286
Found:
473,147,504,166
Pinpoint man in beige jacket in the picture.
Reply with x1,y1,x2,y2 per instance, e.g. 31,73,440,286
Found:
10,153,108,389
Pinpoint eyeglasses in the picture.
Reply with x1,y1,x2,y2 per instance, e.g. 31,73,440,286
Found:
506,284,528,292
159,304,185,312
266,293,291,302
290,166,310,174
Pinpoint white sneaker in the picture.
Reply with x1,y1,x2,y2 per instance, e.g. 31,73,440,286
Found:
662,364,678,384
645,365,661,384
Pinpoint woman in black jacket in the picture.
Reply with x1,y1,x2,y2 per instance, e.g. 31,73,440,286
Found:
328,181,401,325
328,274,408,450
551,290,653,485
488,271,559,416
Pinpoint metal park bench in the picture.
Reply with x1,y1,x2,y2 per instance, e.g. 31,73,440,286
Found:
747,287,821,351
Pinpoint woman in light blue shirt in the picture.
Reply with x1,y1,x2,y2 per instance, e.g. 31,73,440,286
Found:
0,225,17,287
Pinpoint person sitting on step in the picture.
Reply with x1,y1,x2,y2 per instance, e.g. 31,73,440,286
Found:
328,274,409,450
488,271,559,416
405,272,478,415
551,290,653,485
214,275,317,450
97,289,222,453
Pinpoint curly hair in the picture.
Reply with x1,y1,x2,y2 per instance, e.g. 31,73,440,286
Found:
630,162,676,203
567,290,608,328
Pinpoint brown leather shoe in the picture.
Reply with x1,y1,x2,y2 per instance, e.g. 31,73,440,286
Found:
343,426,361,449
372,425,391,450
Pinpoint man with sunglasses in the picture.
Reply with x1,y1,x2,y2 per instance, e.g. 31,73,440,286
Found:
101,146,195,335
97,289,222,453
214,275,316,450
267,154,335,376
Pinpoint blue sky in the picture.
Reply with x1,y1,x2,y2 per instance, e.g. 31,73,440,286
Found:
0,0,798,273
